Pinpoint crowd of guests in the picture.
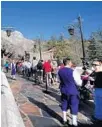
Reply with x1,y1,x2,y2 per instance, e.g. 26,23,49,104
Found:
3,56,102,126
3,57,63,83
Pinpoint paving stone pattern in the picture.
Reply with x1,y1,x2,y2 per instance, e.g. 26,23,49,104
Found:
6,73,102,127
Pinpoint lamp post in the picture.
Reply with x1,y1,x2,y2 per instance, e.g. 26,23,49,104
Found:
1,46,6,58
25,51,30,61
6,29,12,37
68,15,86,70
38,38,42,60
34,44,37,49
1,27,14,64
78,16,86,70
2,27,14,37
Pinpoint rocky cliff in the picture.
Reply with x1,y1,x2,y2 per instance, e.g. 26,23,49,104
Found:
1,30,34,58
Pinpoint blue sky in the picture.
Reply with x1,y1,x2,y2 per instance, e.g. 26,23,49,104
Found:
1,1,102,40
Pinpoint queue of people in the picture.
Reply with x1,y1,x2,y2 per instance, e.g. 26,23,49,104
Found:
3,57,58,83
2,56,102,126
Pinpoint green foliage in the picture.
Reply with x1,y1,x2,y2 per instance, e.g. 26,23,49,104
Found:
46,35,83,65
88,30,102,61
53,41,70,59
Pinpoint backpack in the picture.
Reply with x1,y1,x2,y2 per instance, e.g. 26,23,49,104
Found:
37,62,43,70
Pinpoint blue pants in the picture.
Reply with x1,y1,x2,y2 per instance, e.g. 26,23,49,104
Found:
94,88,102,120
61,93,79,115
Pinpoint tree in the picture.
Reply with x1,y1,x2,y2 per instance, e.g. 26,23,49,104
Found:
46,35,57,50
46,35,71,59
88,30,102,61
53,41,70,59
58,33,65,42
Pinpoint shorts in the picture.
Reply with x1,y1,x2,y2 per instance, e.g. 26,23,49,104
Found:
46,72,52,79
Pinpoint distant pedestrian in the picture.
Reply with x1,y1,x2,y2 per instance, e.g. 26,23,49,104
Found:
4,61,9,73
43,60,53,85
51,60,58,83
11,59,16,79
37,60,43,83
32,57,38,82
25,61,32,78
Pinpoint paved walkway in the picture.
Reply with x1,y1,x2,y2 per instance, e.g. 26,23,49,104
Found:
6,73,102,127
1,71,25,127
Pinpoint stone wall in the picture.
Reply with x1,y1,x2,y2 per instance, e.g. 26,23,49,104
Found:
1,72,25,127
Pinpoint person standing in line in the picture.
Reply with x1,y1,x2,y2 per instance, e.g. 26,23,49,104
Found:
91,59,102,121
22,60,26,76
43,60,53,86
15,60,19,73
37,60,43,83
4,61,9,73
58,58,82,126
11,59,16,80
32,57,38,82
26,60,32,79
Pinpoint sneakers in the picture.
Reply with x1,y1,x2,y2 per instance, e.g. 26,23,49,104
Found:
72,115,78,126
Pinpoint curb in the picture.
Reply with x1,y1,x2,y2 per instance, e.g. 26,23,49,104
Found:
1,71,25,127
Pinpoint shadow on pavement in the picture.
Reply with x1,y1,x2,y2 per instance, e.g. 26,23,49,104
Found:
6,75,13,80
27,98,102,127
78,100,94,121
78,121,102,127
37,83,61,103
21,75,35,82
28,114,62,127
27,97,63,123
49,90,61,103
31,82,96,125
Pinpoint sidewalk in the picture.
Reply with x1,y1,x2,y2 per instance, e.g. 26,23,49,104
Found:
1,72,25,127
6,73,102,127
6,73,62,127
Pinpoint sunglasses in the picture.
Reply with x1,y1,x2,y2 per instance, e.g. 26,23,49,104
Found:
92,64,100,66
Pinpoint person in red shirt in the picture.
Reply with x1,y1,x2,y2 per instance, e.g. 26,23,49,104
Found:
43,60,53,85
43,60,52,73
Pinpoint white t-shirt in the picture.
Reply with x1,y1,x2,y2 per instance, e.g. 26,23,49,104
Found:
32,60,38,68
73,69,82,86
26,62,32,69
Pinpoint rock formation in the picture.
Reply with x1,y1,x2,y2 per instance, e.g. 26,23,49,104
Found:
1,30,34,58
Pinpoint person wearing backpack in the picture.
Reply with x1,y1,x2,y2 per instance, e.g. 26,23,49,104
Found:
37,60,43,83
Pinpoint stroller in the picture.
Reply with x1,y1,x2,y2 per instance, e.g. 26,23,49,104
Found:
74,67,94,102
79,70,95,101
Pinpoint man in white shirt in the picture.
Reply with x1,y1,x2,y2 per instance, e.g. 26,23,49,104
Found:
31,57,38,82
25,61,32,78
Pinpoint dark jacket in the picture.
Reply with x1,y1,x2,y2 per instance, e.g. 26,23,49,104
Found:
37,62,43,70
95,72,102,88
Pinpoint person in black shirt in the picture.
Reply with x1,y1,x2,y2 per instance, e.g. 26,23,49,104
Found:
37,60,43,83
92,59,102,120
